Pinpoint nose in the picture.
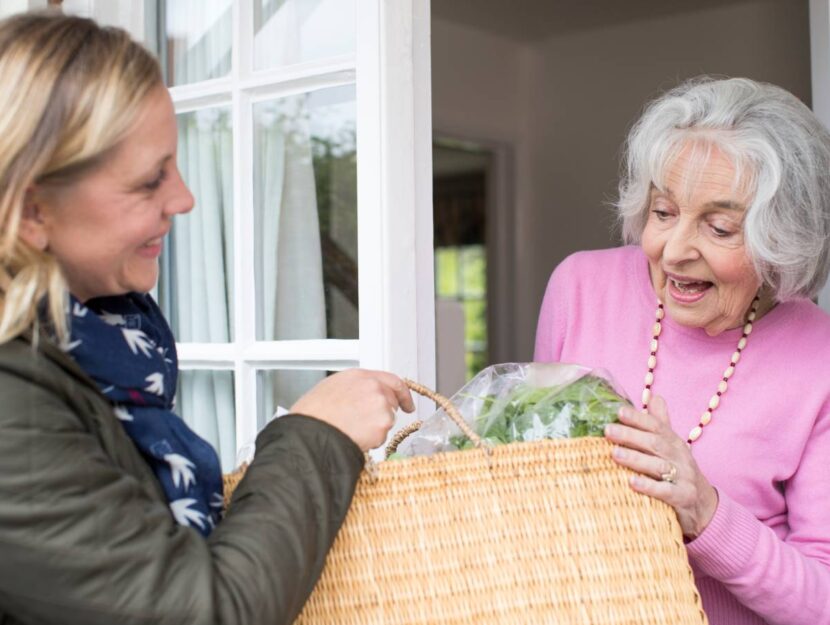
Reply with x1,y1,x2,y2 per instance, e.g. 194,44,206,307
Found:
163,167,195,217
662,219,701,266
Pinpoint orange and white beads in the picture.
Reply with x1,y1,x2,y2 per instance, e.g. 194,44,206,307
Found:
641,296,760,445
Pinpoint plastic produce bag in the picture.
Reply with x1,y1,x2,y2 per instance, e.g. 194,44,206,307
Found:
395,362,631,458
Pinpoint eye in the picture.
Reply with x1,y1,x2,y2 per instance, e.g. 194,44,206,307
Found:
651,209,672,220
143,168,167,192
710,225,733,238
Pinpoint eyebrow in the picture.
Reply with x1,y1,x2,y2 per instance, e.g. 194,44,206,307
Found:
151,154,173,171
653,186,745,212
703,200,745,211
135,154,172,180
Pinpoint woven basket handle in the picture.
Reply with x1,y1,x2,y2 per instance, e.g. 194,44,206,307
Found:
383,378,485,459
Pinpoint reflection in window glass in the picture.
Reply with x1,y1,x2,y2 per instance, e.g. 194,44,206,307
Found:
158,0,233,87
253,85,358,341
176,369,236,472
256,369,329,430
159,107,234,343
253,0,356,71
435,245,488,379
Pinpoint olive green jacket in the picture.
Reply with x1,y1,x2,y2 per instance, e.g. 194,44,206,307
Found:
0,335,364,625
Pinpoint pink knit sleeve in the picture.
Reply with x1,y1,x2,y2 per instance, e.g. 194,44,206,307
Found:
686,408,830,624
533,256,574,363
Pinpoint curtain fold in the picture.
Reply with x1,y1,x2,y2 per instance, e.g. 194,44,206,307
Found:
161,108,236,471
255,95,327,427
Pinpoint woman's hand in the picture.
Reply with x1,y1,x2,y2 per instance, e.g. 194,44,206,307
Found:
290,369,415,452
604,395,718,539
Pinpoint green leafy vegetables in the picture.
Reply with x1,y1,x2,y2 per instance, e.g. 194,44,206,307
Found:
448,374,629,451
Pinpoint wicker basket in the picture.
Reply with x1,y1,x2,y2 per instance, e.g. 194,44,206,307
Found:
224,379,708,625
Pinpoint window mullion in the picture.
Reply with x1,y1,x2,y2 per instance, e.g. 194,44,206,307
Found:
232,0,257,454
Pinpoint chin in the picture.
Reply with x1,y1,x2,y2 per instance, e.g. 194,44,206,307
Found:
664,302,710,330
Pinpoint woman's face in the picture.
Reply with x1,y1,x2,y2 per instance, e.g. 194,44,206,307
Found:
641,144,761,336
27,85,193,302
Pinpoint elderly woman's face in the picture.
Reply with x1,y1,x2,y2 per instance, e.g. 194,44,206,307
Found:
641,144,761,336
26,85,193,302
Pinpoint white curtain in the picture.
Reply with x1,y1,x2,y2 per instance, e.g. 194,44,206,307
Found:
158,0,328,467
161,108,237,471
253,0,328,427
255,95,327,428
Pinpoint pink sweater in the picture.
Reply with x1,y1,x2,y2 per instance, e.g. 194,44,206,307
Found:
534,246,830,625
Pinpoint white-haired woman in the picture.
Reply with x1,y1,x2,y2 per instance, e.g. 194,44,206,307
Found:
535,77,830,624
0,12,413,625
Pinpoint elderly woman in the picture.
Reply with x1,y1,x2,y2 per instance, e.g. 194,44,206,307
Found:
535,76,830,624
0,12,413,625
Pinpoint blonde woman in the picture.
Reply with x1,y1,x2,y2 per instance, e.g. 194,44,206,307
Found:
0,12,413,625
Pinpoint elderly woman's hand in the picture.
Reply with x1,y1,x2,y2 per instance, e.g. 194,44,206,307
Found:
604,395,718,539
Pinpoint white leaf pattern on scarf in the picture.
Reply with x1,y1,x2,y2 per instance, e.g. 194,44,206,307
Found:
122,328,154,358
170,499,207,530
145,372,164,395
165,453,197,490
66,293,223,536
100,310,127,326
113,405,133,422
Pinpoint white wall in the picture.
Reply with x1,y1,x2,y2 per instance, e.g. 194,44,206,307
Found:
433,1,812,362
431,17,536,365
432,17,526,144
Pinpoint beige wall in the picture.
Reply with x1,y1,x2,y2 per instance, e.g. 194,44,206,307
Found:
432,18,528,143
432,0,811,361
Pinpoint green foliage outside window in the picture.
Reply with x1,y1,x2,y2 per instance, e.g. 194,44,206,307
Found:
436,245,487,380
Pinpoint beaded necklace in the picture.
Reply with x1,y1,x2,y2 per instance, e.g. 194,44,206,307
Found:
641,295,760,444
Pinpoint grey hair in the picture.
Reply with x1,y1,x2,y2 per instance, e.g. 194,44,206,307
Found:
617,76,830,301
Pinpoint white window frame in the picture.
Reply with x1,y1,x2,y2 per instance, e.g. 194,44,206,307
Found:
166,0,435,457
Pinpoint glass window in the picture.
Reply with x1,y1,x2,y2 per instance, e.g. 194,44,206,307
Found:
256,369,329,430
157,0,233,87
253,0,356,71
176,369,235,471
253,84,357,341
159,106,234,343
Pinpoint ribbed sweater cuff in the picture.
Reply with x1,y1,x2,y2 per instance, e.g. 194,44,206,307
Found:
686,489,762,581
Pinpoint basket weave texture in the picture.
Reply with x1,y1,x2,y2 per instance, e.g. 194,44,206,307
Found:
226,437,707,624
223,378,708,624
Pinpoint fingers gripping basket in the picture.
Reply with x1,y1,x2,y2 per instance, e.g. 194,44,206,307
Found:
224,379,708,625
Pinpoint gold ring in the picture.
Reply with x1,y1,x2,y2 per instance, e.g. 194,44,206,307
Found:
660,463,678,484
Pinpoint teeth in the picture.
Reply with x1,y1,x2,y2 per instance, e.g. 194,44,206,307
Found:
671,278,707,293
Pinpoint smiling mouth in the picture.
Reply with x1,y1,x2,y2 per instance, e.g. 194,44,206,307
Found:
669,277,713,293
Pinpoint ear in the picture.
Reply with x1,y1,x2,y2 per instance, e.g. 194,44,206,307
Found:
18,188,49,251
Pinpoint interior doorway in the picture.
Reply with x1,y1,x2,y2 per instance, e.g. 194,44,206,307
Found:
432,138,494,395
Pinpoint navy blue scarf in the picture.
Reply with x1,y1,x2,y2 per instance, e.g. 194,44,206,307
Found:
63,293,223,536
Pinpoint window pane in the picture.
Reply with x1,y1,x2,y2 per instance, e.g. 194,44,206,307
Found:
435,248,459,298
158,0,233,86
59,1,147,40
159,106,234,342
464,300,487,345
461,245,486,298
256,369,328,430
253,85,358,341
253,0,356,71
176,369,236,472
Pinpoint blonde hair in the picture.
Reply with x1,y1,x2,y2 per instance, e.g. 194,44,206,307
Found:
0,12,162,345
